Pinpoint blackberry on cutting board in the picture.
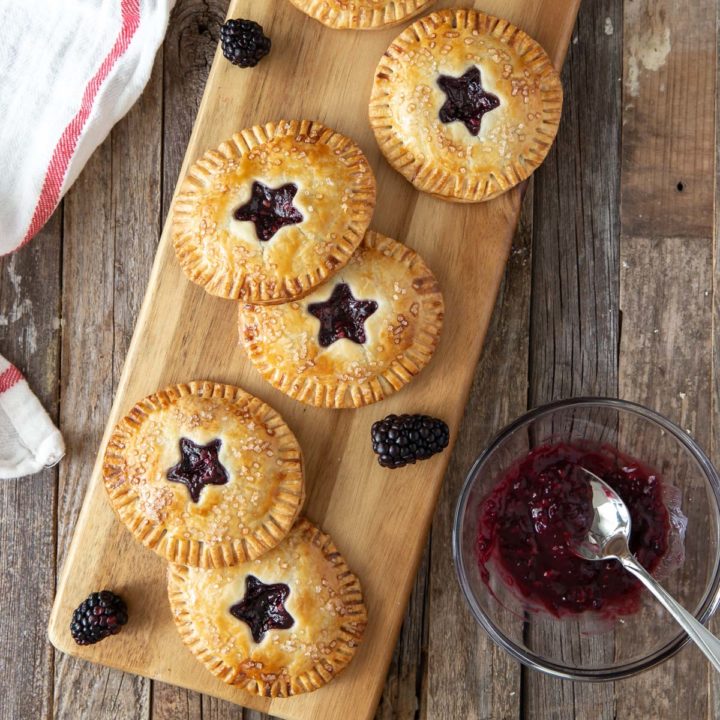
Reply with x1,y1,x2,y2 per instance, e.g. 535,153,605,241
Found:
220,19,271,68
371,414,450,469
70,590,128,646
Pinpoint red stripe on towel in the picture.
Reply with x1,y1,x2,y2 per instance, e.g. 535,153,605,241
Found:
0,365,23,393
18,0,141,251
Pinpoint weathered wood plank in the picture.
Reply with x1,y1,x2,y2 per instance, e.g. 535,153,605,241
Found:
53,50,164,720
615,237,713,720
53,128,148,720
243,708,272,720
152,683,202,720
619,240,713,437
710,4,720,715
528,0,621,407
621,0,716,239
160,0,228,218
376,541,429,720
524,1,621,717
0,212,62,720
615,0,717,715
203,697,248,719
55,95,112,574
424,185,533,720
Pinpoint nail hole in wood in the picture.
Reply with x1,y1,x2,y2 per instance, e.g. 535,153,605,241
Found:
677,182,684,192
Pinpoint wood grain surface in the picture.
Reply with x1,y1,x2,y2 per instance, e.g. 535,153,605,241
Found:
0,213,61,720
615,1,718,719
1,1,719,719
524,2,621,716
45,1,579,719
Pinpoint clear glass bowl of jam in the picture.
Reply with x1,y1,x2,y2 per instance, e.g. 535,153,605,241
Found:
453,398,720,680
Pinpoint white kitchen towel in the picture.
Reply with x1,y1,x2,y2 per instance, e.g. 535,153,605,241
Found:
0,355,64,479
0,0,174,256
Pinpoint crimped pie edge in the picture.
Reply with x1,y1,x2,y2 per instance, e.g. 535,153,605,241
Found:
167,517,368,697
369,8,563,202
172,119,376,303
102,380,305,568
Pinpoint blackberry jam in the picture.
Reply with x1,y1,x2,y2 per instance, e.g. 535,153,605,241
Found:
477,442,671,616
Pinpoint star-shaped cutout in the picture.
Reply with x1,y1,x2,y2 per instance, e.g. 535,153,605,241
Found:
233,181,303,242
307,282,378,347
166,437,228,503
229,575,294,643
437,66,500,136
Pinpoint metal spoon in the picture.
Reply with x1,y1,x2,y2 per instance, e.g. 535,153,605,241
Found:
572,466,720,672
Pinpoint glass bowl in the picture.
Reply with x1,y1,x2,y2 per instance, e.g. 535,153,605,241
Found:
453,398,720,680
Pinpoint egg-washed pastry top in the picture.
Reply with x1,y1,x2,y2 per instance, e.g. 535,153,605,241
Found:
287,0,435,29
172,120,376,303
239,230,444,409
167,518,367,697
102,381,304,568
369,8,562,202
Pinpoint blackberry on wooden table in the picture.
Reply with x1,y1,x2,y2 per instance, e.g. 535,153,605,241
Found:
371,414,449,469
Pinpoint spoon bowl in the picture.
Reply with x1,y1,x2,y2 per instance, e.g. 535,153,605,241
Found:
572,468,633,562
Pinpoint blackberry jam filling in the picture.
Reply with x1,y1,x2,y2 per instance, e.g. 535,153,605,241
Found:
234,181,303,242
230,575,294,643
308,282,378,347
167,437,229,502
437,66,500,136
477,442,671,616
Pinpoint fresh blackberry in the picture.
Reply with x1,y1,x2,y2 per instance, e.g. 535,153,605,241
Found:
220,19,271,68
371,414,450,469
70,590,128,646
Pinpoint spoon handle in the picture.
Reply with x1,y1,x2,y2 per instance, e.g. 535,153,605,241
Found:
620,554,720,673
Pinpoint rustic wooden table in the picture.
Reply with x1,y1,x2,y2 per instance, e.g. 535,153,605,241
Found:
1,1,718,718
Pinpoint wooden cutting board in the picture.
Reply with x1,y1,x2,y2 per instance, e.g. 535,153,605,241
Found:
48,2,579,718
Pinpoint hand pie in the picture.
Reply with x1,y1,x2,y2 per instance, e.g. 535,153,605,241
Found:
102,381,304,568
369,8,562,202
287,0,435,29
172,120,375,303
168,518,367,697
239,230,444,408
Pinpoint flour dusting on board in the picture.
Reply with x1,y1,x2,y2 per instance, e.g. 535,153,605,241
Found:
626,0,671,98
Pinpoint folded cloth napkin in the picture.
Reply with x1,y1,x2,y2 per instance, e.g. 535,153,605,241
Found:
0,355,64,479
0,0,174,256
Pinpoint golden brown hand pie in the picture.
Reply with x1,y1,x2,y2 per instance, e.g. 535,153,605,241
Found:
172,120,375,303
102,381,304,568
168,518,367,697
287,0,435,29
369,8,562,202
239,230,444,408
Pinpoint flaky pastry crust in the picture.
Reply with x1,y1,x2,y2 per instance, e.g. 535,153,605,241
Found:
102,381,304,568
168,518,367,697
369,8,562,202
239,230,444,408
172,120,375,303
287,0,435,29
